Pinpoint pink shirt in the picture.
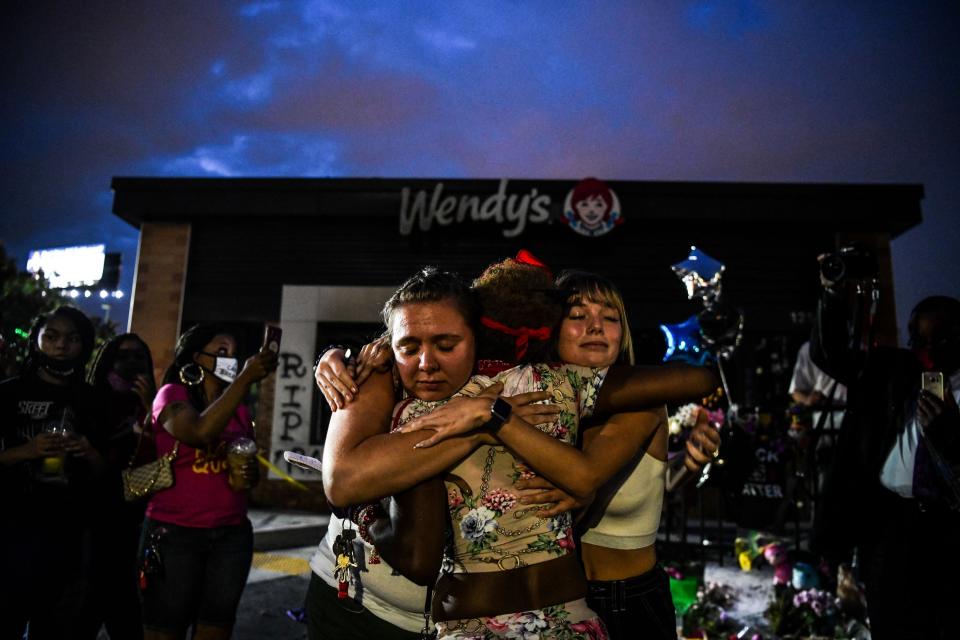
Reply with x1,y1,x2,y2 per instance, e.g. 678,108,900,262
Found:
146,384,252,528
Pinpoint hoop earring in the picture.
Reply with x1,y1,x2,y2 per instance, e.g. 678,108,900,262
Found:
179,362,205,386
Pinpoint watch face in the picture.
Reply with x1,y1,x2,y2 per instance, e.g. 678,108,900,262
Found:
492,397,512,421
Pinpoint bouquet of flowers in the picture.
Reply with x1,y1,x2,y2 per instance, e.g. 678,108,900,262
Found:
681,581,743,638
765,586,843,639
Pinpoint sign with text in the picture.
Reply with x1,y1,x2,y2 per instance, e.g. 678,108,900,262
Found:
269,285,396,481
397,177,624,238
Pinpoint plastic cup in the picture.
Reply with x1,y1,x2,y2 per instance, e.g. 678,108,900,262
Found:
227,437,258,490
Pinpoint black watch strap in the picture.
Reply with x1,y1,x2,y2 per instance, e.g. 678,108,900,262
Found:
487,397,512,434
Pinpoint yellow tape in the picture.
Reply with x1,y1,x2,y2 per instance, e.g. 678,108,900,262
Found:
257,453,312,492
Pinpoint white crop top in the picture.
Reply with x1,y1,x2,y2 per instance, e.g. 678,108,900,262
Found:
580,452,666,550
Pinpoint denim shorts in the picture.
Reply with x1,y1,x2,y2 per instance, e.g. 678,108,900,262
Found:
140,517,253,633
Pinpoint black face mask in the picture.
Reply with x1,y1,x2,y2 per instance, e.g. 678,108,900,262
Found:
35,352,83,379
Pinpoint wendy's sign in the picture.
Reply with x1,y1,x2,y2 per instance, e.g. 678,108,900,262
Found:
399,179,551,238
397,177,623,238
562,178,623,237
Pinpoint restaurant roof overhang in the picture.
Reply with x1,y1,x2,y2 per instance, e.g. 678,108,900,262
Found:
111,176,924,238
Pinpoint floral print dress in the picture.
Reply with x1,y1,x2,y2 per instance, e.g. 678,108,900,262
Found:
393,363,609,640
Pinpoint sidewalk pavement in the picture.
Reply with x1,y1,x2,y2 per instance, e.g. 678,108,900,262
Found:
234,509,329,640
235,510,780,639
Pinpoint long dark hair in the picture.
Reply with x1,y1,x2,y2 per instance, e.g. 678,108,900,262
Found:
161,324,237,411
87,332,155,393
24,306,96,379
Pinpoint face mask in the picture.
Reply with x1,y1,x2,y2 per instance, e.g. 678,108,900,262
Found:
914,338,960,373
107,370,134,392
914,347,935,371
36,352,82,379
201,353,239,383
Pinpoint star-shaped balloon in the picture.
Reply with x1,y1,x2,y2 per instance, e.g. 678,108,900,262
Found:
660,315,713,366
671,246,725,306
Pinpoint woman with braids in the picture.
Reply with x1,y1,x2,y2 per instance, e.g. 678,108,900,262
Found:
314,257,718,639
140,324,277,640
82,333,157,639
0,306,105,639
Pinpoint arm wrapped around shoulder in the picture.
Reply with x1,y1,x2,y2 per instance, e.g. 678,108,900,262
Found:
595,363,719,416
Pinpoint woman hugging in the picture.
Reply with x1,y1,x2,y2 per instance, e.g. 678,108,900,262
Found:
309,255,720,640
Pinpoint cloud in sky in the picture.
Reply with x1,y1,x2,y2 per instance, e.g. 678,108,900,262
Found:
1,1,958,331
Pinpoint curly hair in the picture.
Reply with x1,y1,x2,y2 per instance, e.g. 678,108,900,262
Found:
555,269,635,365
472,258,563,364
382,267,481,337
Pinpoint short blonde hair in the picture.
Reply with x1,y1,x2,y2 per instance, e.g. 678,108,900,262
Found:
555,270,635,365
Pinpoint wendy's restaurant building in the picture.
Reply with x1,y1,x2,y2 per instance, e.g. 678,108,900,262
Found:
111,176,922,510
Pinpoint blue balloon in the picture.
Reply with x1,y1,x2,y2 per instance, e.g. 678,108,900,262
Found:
671,246,725,304
660,315,713,366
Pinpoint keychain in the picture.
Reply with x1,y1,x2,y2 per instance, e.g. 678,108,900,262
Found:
332,527,358,599
139,527,166,591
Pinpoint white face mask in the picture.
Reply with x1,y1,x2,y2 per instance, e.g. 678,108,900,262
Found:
201,352,239,383
212,357,239,383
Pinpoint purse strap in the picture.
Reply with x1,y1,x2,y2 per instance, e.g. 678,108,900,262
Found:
126,413,180,469
125,413,152,470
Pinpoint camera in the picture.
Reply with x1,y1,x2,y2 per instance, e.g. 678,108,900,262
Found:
819,244,878,285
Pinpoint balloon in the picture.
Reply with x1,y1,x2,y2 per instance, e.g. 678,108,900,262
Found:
660,315,713,366
698,302,744,359
671,246,725,306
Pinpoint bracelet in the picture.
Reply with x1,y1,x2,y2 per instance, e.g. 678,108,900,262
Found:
314,344,353,371
355,503,383,565
355,504,380,539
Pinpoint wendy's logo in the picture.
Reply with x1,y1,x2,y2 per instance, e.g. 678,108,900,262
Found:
562,178,622,237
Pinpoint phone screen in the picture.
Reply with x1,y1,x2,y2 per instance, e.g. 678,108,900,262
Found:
921,372,945,401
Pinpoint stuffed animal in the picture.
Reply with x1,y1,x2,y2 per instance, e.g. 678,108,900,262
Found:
791,561,821,590
762,542,792,586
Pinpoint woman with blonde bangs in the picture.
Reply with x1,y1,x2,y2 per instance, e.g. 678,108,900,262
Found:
553,270,720,640
315,259,719,639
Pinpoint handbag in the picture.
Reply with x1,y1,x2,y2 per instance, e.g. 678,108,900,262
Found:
121,416,180,502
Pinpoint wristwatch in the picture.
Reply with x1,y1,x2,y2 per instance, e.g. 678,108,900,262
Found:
487,397,513,434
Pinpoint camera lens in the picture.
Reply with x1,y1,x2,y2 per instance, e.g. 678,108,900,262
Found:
820,255,846,283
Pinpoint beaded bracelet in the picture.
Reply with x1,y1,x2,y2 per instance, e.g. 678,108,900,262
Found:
355,503,383,564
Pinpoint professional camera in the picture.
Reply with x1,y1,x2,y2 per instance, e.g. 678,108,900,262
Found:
819,244,878,285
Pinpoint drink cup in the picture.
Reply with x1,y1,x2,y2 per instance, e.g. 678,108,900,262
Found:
227,437,258,490
41,453,65,476
40,422,70,483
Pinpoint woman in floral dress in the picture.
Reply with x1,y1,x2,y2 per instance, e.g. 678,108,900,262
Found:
318,260,717,639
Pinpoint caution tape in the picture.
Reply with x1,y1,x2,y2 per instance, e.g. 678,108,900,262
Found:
257,453,313,492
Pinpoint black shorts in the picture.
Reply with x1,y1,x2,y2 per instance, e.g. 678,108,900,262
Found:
140,517,253,633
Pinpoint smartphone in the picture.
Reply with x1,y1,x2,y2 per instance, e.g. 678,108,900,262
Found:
283,451,322,473
921,371,944,401
263,325,282,353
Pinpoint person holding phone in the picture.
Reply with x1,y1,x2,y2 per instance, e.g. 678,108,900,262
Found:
140,324,278,640
82,333,158,639
812,284,960,639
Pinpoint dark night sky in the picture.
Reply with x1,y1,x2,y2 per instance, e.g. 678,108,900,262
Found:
2,2,958,339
